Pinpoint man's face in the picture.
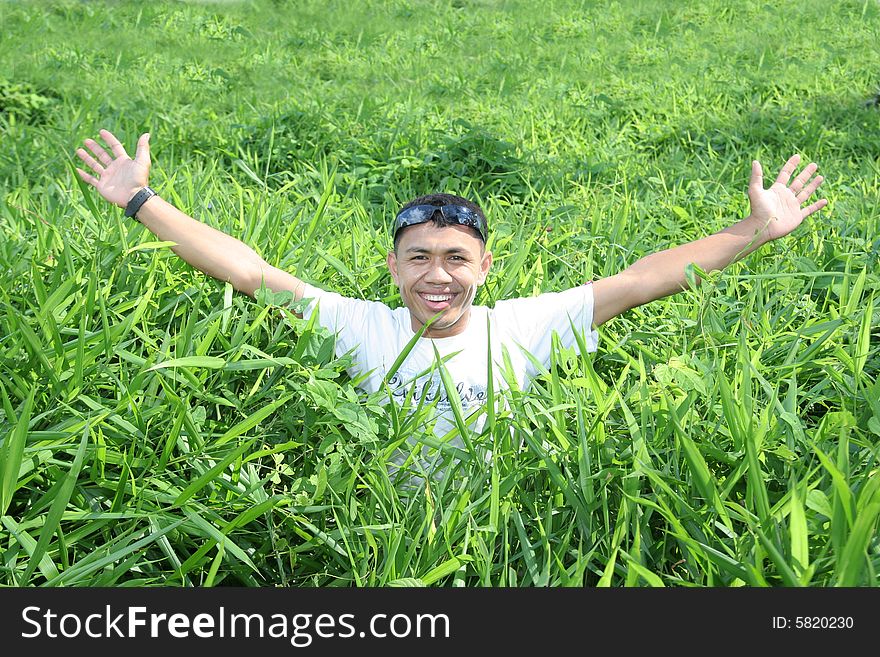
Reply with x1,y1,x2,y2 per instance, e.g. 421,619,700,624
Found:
387,223,492,338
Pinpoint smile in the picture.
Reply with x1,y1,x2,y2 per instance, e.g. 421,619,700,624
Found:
421,293,454,302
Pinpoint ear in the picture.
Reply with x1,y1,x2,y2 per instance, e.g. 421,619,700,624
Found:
477,250,493,285
387,251,399,286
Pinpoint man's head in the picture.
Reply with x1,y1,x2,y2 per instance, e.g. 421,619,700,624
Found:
387,194,493,338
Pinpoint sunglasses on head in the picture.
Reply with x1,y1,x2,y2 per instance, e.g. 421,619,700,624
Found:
393,204,487,242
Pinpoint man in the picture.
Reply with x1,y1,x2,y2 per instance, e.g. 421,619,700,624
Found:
75,129,827,480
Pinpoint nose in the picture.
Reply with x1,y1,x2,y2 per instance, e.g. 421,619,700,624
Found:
425,260,453,284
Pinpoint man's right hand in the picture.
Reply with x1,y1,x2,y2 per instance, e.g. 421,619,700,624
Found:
75,129,151,209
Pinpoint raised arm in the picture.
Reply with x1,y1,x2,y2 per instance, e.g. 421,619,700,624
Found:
591,155,827,326
75,129,305,303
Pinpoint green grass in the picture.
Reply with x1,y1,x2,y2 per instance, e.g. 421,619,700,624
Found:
0,0,878,586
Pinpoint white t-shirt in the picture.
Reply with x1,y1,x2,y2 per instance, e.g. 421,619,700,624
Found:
300,282,599,481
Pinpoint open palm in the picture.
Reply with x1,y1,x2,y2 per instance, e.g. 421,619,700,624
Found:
748,155,827,241
75,129,151,209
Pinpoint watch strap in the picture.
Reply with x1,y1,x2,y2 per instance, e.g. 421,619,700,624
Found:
124,186,158,219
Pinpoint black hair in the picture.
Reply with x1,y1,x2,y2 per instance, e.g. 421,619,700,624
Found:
393,193,487,250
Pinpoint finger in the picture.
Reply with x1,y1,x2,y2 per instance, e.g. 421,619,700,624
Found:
134,133,151,166
774,154,801,186
790,162,818,195
800,198,828,219
75,167,98,187
84,138,113,166
796,175,824,203
749,160,764,193
76,148,104,175
99,129,129,159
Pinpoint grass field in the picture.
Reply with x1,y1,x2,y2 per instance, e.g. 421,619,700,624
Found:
0,0,878,586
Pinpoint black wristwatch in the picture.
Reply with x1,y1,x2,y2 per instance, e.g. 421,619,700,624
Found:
124,186,158,220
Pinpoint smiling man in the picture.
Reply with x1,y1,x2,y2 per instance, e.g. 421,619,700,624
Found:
75,130,827,482
294,193,602,462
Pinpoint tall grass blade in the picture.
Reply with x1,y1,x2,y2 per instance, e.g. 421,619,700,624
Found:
20,424,91,584
1,385,36,515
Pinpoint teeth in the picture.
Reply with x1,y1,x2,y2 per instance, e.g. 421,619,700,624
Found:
423,294,452,302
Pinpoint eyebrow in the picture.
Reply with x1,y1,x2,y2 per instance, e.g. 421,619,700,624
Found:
405,246,469,255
